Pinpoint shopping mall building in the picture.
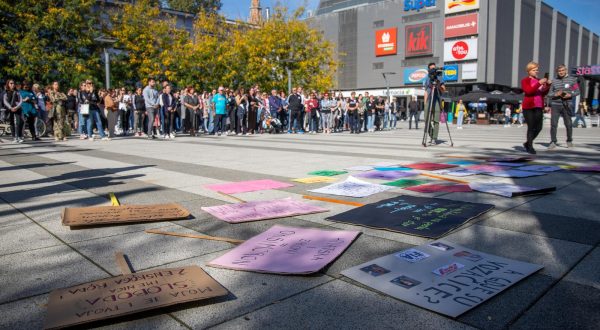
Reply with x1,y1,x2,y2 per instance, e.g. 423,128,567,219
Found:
309,0,600,108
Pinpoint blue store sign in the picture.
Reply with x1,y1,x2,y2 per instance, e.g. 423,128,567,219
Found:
443,64,459,82
404,0,437,12
404,67,428,84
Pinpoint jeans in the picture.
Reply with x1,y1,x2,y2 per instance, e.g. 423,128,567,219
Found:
309,114,319,132
390,113,397,128
408,111,419,129
163,111,175,135
550,104,573,142
290,111,302,131
457,111,464,128
78,112,88,135
214,113,226,134
147,108,158,136
348,113,359,132
87,109,106,138
573,114,587,128
367,113,375,130
384,112,389,129
208,110,215,133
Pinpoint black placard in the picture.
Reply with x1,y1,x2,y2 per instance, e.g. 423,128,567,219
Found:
327,195,494,238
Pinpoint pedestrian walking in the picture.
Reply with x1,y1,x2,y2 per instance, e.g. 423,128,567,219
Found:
521,61,551,154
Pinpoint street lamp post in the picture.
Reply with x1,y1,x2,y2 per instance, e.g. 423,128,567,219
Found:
382,72,396,103
94,36,117,89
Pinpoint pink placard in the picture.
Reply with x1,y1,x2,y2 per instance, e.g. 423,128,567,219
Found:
208,225,360,274
205,179,294,194
405,184,472,193
405,163,458,171
465,164,507,172
202,198,329,223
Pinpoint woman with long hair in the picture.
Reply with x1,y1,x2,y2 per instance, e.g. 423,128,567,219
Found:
3,79,23,143
48,81,69,141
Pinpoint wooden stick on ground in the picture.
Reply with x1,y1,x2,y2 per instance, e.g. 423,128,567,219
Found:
216,191,246,203
420,173,469,184
302,195,365,207
114,251,133,275
145,229,245,244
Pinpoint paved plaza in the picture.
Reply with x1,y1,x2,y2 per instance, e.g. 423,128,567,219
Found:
0,121,598,329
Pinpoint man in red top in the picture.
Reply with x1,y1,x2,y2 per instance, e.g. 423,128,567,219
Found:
306,92,320,134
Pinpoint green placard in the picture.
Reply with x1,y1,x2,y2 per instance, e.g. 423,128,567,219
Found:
384,179,430,188
308,170,348,177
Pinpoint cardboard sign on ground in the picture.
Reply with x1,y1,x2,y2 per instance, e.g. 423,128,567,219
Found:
355,170,418,180
384,179,431,188
341,240,543,317
292,176,337,184
404,183,473,193
205,179,294,194
327,196,493,238
308,176,393,198
62,203,190,227
201,198,329,223
469,182,556,198
208,225,360,274
307,170,348,177
404,163,458,171
44,266,228,329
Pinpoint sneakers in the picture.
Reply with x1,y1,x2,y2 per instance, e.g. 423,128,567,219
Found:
548,142,557,150
170,133,175,139
567,142,574,148
88,137,95,141
101,137,110,141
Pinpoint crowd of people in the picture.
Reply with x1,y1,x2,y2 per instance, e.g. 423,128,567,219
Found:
2,78,411,143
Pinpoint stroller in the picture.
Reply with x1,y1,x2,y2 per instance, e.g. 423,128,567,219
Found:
262,116,283,134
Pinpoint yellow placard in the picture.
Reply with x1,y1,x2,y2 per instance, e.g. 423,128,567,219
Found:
292,176,337,184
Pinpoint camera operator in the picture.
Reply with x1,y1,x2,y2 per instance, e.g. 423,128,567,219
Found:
423,62,446,145
547,64,578,149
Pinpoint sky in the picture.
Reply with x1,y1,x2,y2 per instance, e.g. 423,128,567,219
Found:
220,0,600,34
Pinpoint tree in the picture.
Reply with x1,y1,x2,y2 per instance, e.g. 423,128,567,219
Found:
0,0,101,87
165,0,222,14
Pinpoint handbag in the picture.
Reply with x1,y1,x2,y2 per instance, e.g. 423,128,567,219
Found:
80,104,90,115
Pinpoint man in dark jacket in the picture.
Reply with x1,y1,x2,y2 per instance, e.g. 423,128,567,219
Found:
547,64,578,149
287,87,303,133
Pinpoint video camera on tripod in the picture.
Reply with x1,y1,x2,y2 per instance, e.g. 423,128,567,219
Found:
427,66,445,85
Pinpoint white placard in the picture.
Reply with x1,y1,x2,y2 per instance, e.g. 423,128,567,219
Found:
308,176,393,198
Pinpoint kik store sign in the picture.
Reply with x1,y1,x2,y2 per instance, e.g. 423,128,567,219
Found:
404,0,437,12
405,23,433,57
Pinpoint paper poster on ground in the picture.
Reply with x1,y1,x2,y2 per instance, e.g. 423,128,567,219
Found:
345,165,374,171
405,183,472,193
355,170,419,180
571,165,600,172
341,240,543,317
384,179,431,188
445,160,482,166
327,196,493,238
62,203,190,227
307,170,348,177
373,167,413,171
516,165,562,172
468,182,556,198
308,176,394,198
205,179,294,194
208,225,360,274
44,266,227,329
292,176,337,184
483,170,547,178
201,198,329,223
432,168,483,177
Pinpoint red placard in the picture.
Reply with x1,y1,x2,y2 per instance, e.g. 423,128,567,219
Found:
444,13,479,38
405,23,433,57
375,28,397,56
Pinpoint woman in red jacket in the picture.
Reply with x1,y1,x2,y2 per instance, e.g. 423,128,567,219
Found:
521,61,551,154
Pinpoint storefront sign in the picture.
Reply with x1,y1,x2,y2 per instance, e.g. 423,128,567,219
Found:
462,63,478,80
444,38,478,62
404,67,428,84
445,0,480,14
375,28,398,56
444,13,479,38
406,23,433,57
443,64,459,82
575,65,600,75
404,0,437,12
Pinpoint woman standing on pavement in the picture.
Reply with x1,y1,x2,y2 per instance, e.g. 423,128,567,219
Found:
48,81,69,141
3,79,23,143
19,82,40,141
82,80,108,141
521,61,551,154
456,99,466,129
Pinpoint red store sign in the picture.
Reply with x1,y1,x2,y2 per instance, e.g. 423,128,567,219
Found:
375,28,398,56
405,23,433,57
444,13,478,38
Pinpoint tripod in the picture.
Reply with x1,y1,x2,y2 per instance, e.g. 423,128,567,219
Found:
421,81,453,147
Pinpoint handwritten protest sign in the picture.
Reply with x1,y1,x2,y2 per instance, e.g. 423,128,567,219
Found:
468,182,556,198
405,163,458,171
292,176,337,184
44,266,227,329
355,170,418,180
327,196,493,238
341,240,543,317
308,176,393,198
405,183,473,193
482,170,546,178
208,225,360,274
307,170,348,177
384,179,431,188
516,165,562,172
201,198,329,223
62,204,190,227
205,179,294,194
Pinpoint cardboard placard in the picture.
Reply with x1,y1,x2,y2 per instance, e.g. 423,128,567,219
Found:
355,170,419,180
469,182,556,198
307,170,348,177
327,196,493,238
405,163,458,171
201,198,329,223
292,176,337,184
205,179,294,194
208,225,360,274
62,203,190,227
308,176,393,198
44,266,228,329
341,240,543,317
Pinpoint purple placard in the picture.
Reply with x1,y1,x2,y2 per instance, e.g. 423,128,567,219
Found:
205,179,294,194
572,165,600,172
201,198,329,223
208,225,360,274
356,170,419,180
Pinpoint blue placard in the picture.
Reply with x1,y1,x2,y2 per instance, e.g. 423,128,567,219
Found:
404,67,428,84
443,64,459,82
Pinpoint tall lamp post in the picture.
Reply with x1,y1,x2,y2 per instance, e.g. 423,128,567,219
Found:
382,72,396,103
94,36,117,89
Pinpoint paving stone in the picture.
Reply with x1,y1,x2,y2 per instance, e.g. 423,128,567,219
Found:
563,247,600,289
0,221,61,256
512,197,600,222
211,279,475,330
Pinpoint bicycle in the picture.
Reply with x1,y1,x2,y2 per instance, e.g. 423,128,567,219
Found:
0,111,47,138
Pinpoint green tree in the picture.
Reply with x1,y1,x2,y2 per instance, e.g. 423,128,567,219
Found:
165,0,222,14
0,0,101,88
